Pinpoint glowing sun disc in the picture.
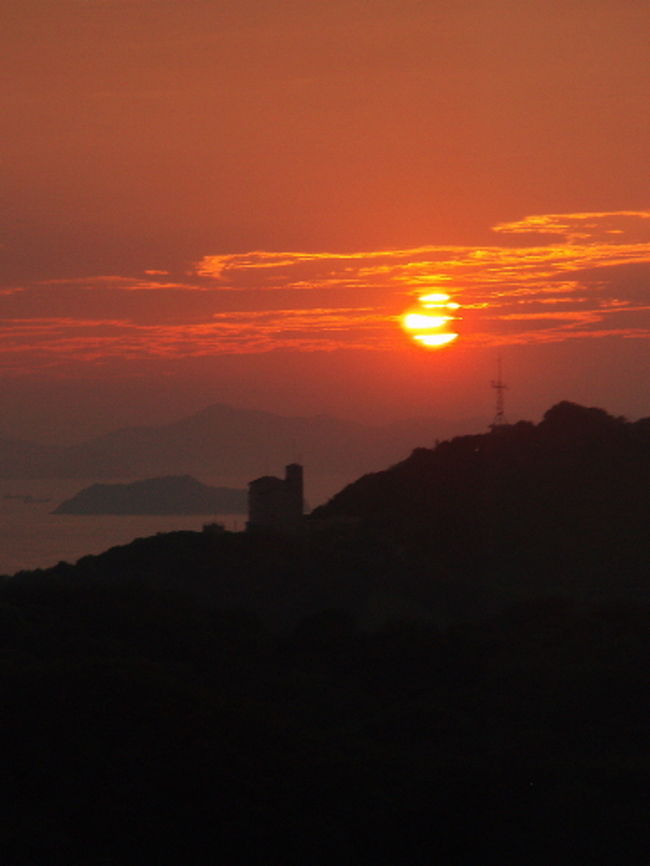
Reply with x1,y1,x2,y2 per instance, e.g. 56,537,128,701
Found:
414,333,459,348
402,313,452,331
419,292,451,304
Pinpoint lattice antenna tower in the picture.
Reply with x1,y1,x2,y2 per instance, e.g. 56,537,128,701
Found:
491,355,508,427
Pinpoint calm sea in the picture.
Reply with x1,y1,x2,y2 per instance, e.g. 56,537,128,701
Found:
0,475,348,577
0,479,245,577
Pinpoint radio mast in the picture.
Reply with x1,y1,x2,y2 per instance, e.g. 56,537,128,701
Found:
491,355,508,427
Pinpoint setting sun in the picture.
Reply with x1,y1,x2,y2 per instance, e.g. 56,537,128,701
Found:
413,333,459,347
401,292,460,349
419,293,461,310
403,313,452,330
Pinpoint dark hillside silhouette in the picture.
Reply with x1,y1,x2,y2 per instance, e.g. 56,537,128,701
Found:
312,401,650,607
1,401,648,864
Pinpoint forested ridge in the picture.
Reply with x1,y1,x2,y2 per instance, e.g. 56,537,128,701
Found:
1,402,648,864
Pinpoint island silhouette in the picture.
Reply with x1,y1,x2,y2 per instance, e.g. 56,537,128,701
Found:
53,475,247,515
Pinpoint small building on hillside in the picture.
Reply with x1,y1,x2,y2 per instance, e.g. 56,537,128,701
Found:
247,463,304,535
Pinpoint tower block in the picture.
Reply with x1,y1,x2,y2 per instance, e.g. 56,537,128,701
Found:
247,463,304,535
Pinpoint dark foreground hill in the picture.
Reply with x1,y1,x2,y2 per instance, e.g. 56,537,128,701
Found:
53,474,247,515
313,400,650,609
1,401,648,865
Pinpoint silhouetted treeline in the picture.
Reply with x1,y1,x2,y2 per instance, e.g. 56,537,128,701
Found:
1,401,649,863
313,401,650,609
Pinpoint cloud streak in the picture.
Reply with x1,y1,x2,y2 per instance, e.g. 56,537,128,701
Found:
1,211,649,372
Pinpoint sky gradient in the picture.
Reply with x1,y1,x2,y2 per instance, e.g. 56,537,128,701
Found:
2,0,650,442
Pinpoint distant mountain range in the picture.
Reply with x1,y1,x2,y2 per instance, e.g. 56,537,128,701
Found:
0,403,481,486
53,475,247,515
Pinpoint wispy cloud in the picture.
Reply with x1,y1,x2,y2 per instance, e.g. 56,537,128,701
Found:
1,211,649,371
493,210,650,242
37,275,209,292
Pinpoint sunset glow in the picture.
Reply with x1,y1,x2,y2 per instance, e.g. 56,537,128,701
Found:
419,294,461,311
5,0,650,834
2,0,650,434
413,333,459,348
401,292,460,350
403,314,452,331
1,211,650,373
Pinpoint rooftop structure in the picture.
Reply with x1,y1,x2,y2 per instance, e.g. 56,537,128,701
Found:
247,463,304,535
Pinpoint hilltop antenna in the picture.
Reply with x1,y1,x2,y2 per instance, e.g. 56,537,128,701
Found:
490,355,508,427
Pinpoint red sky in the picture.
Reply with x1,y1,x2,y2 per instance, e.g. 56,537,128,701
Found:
2,0,650,442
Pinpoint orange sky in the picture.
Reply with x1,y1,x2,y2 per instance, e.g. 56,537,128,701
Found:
2,1,650,441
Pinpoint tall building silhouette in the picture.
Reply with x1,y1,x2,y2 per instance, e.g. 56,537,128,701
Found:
247,463,304,534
